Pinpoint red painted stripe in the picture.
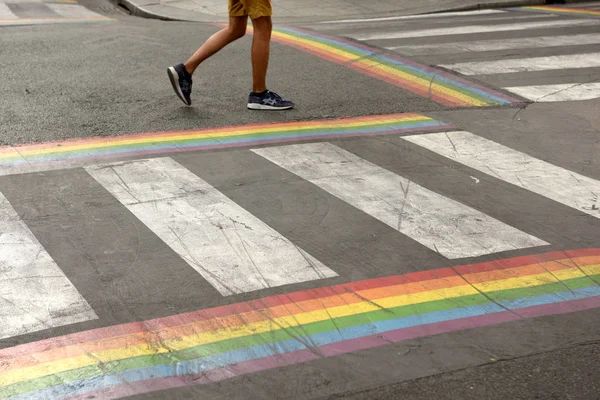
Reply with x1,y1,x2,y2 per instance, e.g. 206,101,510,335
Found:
1,249,597,359
63,295,600,400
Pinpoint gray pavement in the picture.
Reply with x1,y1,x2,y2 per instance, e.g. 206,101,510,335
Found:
117,0,594,23
1,1,600,400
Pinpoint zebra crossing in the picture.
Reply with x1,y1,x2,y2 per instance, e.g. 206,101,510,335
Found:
303,4,600,103
0,0,113,25
1,120,599,342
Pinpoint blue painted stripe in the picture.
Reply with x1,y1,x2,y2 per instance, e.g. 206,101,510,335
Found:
2,121,447,166
276,27,513,105
13,286,600,400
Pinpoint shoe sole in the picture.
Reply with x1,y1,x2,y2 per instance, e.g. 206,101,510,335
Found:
167,67,191,106
247,103,294,110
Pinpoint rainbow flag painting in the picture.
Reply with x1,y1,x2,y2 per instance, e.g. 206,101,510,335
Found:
1,249,599,399
260,26,521,108
0,113,449,175
507,6,600,18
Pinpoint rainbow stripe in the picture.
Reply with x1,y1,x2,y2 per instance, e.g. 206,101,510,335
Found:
1,249,599,400
507,6,600,18
266,26,520,107
0,113,448,174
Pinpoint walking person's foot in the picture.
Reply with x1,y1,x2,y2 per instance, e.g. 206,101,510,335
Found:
167,63,193,106
247,90,294,110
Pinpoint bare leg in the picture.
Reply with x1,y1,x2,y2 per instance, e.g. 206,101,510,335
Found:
184,16,248,75
250,16,272,93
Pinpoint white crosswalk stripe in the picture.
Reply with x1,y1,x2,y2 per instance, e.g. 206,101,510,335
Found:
0,191,97,340
403,131,600,219
85,157,338,296
252,142,547,259
309,6,600,103
3,127,600,338
0,0,113,25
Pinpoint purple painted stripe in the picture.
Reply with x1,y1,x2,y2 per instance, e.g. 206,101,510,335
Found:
284,26,521,103
64,295,600,400
7,126,449,171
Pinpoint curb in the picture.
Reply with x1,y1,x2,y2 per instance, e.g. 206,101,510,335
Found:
116,0,599,22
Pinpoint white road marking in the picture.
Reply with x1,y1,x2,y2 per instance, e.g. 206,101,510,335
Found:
46,3,105,18
387,33,600,55
0,192,97,340
351,19,597,40
403,131,600,219
316,9,505,23
504,82,600,102
85,157,337,296
0,3,17,19
440,53,600,75
252,142,547,260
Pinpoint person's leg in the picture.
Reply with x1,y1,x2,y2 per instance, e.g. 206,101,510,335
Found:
184,16,248,76
249,15,271,93
167,0,248,107
245,3,294,110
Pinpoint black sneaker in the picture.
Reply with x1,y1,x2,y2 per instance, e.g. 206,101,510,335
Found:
167,63,192,106
247,90,294,110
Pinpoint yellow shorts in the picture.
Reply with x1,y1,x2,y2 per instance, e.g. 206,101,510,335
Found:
229,0,272,20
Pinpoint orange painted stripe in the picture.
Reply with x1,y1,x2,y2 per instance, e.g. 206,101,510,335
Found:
3,255,596,373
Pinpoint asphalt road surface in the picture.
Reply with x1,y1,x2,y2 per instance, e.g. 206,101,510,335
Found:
0,2,599,400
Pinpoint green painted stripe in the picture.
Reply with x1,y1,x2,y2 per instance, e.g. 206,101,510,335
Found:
7,274,598,397
0,119,437,163
277,31,497,105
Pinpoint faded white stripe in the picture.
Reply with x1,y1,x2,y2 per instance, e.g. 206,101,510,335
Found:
316,9,505,24
403,131,600,218
252,143,547,260
440,53,600,75
504,82,600,102
85,158,337,296
0,191,97,340
0,3,17,19
45,3,104,18
388,33,600,55
351,19,596,40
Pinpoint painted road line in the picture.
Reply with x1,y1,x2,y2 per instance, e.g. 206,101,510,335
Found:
387,33,600,55
0,3,17,19
507,6,600,18
440,53,600,75
1,249,599,399
0,191,97,341
503,82,600,102
403,131,600,218
351,19,598,40
45,3,106,18
252,142,547,259
85,157,337,296
0,114,450,177
260,26,520,107
315,9,506,23
0,17,114,25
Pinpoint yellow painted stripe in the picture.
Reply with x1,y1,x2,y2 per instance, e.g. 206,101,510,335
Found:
0,116,424,159
273,31,485,106
3,264,598,387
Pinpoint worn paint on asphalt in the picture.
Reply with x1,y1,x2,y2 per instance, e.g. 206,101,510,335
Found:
1,249,599,399
0,113,450,176
237,25,521,108
507,6,600,19
403,131,600,219
252,142,547,259
85,157,338,296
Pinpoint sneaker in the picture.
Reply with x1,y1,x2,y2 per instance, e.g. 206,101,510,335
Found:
247,90,294,110
167,63,193,106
